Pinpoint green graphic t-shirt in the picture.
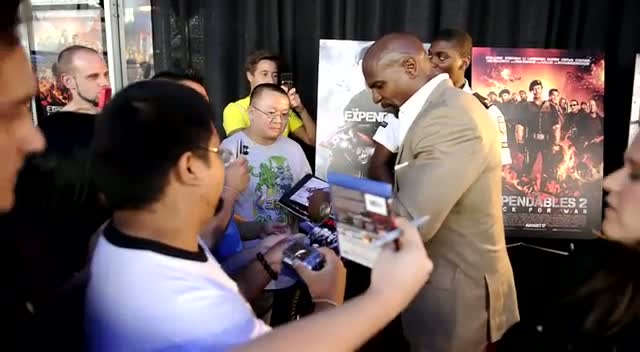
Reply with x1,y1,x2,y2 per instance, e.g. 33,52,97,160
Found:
221,132,311,224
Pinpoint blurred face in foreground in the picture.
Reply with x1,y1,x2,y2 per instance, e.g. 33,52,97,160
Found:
0,45,46,211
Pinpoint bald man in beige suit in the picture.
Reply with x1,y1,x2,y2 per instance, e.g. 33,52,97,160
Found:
362,33,519,352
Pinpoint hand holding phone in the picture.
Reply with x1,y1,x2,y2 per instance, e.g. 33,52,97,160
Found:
282,239,325,271
280,72,294,91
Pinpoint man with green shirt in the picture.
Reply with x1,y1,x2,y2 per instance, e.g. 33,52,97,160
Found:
223,50,316,146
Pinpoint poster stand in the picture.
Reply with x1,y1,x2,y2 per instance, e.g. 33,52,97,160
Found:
506,242,571,256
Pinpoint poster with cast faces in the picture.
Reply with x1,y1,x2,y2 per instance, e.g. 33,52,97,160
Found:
472,48,605,239
314,39,429,180
30,8,105,118
628,54,640,146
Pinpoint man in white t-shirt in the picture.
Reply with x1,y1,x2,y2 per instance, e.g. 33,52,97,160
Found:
221,83,312,226
85,80,346,351
369,29,511,183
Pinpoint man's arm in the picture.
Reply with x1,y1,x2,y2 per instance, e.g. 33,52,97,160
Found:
200,187,240,248
200,157,249,248
286,87,316,145
369,142,395,183
291,108,316,145
234,218,433,352
393,106,488,242
232,235,290,301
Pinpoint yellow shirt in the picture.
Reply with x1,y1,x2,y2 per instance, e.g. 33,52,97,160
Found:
222,96,304,136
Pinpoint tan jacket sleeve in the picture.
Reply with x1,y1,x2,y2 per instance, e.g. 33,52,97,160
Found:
394,106,488,242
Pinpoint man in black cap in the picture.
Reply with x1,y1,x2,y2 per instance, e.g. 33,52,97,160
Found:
522,80,562,186
499,88,511,104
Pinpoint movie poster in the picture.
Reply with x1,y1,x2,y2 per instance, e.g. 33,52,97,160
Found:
31,8,104,117
315,39,429,180
629,54,640,146
472,48,605,238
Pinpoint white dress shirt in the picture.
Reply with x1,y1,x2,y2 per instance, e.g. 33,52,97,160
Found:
398,73,451,145
373,77,512,165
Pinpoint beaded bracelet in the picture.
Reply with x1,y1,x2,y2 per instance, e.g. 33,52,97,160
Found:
256,252,279,280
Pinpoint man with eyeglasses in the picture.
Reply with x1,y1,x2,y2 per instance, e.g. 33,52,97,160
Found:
221,83,311,228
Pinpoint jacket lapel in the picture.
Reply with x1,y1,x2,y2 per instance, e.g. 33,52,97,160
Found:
395,79,452,168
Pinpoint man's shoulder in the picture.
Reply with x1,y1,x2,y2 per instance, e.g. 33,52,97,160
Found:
221,131,244,146
470,92,494,109
223,96,250,113
275,136,305,151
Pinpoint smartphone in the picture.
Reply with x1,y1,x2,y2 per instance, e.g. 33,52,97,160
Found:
280,72,294,90
98,87,112,110
282,239,325,271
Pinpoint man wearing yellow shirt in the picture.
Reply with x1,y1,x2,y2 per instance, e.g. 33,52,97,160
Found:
223,50,316,146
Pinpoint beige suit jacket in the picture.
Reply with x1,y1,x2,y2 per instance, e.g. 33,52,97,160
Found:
394,79,519,352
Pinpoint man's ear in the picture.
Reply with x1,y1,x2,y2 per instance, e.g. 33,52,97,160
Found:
402,57,418,77
175,151,199,185
461,56,471,71
61,74,75,90
247,106,256,121
246,71,253,85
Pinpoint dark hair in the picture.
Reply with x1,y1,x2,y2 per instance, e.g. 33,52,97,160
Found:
549,88,559,97
519,90,527,94
249,83,288,105
488,91,497,96
0,0,21,48
245,50,280,74
91,80,214,210
432,28,473,57
572,241,640,336
571,99,578,104
151,68,205,87
499,89,511,96
9,111,110,284
52,45,101,77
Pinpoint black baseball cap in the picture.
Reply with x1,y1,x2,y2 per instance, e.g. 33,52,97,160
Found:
529,80,542,91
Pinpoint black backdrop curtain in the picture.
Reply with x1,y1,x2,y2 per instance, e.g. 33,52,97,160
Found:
150,0,640,350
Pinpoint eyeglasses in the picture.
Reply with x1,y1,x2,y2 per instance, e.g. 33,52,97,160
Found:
251,105,289,123
199,145,234,166
570,104,578,107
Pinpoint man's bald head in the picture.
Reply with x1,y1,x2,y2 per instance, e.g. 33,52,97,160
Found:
54,45,110,110
362,33,437,109
53,45,103,77
363,33,428,66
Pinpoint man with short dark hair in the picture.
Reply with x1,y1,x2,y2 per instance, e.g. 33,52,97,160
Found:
53,45,110,114
85,79,434,351
152,69,209,101
223,50,316,145
0,0,47,342
500,88,511,103
522,80,562,181
519,89,528,103
86,80,315,351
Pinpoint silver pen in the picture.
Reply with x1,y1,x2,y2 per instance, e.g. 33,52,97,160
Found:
371,215,430,247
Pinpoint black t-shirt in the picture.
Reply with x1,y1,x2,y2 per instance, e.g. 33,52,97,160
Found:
0,111,110,344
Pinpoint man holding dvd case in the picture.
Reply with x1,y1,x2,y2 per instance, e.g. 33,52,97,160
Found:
363,33,519,352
